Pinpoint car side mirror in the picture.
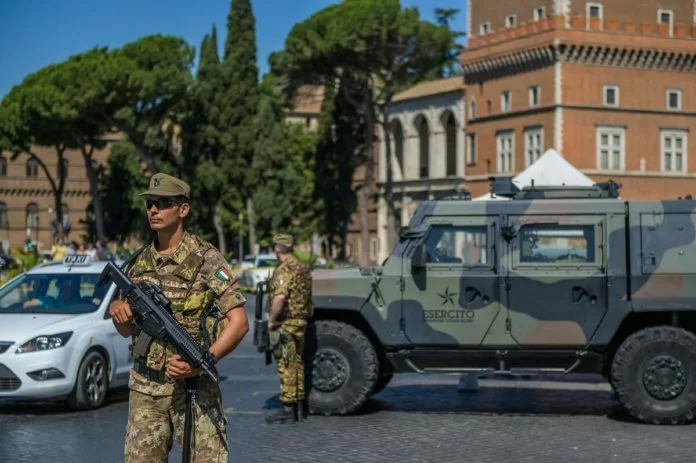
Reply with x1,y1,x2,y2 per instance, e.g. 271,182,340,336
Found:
411,243,427,270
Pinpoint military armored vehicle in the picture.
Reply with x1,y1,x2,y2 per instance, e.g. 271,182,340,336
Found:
255,177,696,425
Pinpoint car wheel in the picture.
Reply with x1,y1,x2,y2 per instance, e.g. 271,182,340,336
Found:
307,320,379,416
611,326,696,425
68,350,109,410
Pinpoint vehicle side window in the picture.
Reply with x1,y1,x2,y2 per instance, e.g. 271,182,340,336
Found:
518,224,595,264
424,225,488,265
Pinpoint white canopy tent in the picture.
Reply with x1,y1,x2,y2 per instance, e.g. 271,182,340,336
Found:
473,149,595,201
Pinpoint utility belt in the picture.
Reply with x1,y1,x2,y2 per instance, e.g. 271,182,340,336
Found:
133,358,168,384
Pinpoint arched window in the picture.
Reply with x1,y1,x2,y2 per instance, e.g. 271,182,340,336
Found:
390,119,404,177
0,155,7,177
442,111,458,177
0,202,8,229
26,203,39,230
414,115,429,178
26,158,38,178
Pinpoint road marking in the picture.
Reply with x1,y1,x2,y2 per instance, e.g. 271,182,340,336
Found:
224,407,264,415
251,390,278,396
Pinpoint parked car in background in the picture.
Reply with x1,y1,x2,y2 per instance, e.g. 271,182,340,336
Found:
238,253,279,293
0,254,131,410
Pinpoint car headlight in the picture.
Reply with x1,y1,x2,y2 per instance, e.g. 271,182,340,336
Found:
16,332,73,354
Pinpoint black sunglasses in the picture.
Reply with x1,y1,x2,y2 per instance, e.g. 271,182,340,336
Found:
145,198,180,210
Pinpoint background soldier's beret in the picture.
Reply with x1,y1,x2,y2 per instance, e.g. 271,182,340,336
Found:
139,173,191,198
273,233,294,246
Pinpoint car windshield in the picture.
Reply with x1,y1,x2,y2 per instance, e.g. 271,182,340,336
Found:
0,272,107,314
257,258,279,267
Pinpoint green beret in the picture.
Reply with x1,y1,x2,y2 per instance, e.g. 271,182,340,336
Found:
139,173,191,198
273,233,294,246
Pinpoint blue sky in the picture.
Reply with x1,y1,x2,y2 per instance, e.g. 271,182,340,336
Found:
0,0,468,98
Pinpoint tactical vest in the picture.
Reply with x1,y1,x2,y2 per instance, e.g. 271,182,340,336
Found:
126,236,224,363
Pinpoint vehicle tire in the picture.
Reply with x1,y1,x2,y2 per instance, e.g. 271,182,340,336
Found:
307,320,379,416
371,371,394,395
611,326,696,425
68,350,109,410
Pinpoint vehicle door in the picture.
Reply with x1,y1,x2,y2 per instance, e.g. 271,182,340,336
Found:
401,216,500,347
503,214,609,348
99,283,132,378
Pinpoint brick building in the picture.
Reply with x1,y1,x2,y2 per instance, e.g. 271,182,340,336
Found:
0,145,111,253
462,0,696,198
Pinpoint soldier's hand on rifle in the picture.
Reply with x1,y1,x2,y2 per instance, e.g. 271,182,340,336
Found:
166,354,200,380
268,320,280,331
110,300,134,325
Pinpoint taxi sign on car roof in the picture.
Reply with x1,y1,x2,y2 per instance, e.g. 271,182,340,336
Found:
63,254,93,266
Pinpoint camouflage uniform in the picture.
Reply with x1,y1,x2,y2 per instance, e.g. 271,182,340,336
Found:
122,173,247,463
266,234,313,423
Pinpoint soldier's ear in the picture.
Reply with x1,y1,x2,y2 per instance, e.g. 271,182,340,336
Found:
178,201,190,219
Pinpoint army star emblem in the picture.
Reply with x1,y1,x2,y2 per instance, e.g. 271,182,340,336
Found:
154,177,161,187
438,287,457,306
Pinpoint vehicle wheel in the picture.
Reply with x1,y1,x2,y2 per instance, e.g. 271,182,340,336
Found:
611,326,696,425
68,350,109,410
307,320,379,415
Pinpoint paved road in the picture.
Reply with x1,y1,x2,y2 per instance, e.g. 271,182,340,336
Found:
1,294,694,463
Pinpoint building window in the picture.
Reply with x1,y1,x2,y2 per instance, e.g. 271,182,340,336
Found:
529,86,540,107
658,9,674,36
506,15,517,28
26,158,39,178
596,126,625,171
501,91,511,112
666,89,682,110
443,111,457,177
603,85,619,106
587,3,603,18
469,99,476,120
0,155,6,177
0,203,7,229
661,130,687,173
26,203,39,230
466,133,477,165
479,22,490,35
415,115,429,178
534,6,546,21
524,127,544,167
497,131,514,173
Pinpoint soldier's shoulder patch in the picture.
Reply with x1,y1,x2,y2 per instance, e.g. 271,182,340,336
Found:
215,266,232,281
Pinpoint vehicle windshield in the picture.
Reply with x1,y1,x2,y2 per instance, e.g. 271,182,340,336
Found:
257,258,279,268
0,272,107,314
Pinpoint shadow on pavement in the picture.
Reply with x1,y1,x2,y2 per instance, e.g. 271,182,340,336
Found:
0,386,130,415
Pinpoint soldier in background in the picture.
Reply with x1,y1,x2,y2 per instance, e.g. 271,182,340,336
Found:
265,233,313,423
109,172,249,462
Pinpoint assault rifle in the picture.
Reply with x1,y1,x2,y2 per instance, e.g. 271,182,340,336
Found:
253,281,272,365
97,261,219,382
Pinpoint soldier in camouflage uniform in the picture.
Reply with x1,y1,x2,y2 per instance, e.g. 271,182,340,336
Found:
265,233,313,423
109,173,249,462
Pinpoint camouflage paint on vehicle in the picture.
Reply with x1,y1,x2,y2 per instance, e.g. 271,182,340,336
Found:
311,181,696,353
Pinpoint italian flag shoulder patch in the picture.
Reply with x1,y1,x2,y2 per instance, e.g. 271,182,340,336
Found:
215,267,231,281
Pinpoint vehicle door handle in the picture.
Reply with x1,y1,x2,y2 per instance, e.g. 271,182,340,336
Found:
572,286,597,304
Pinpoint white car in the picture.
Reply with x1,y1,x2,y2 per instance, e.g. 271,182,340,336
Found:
0,254,131,410
239,253,279,292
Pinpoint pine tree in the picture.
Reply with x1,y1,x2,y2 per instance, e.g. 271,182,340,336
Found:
218,0,260,252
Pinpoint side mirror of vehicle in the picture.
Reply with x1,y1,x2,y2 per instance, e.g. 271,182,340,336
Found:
411,243,428,270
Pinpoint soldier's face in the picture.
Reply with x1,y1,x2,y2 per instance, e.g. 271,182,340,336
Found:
146,195,189,230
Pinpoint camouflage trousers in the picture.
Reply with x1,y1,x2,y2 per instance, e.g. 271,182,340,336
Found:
124,382,228,463
274,324,306,404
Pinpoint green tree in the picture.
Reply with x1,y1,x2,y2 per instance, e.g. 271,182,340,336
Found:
276,0,460,263
100,141,151,243
251,75,319,244
0,79,71,242
219,0,260,254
